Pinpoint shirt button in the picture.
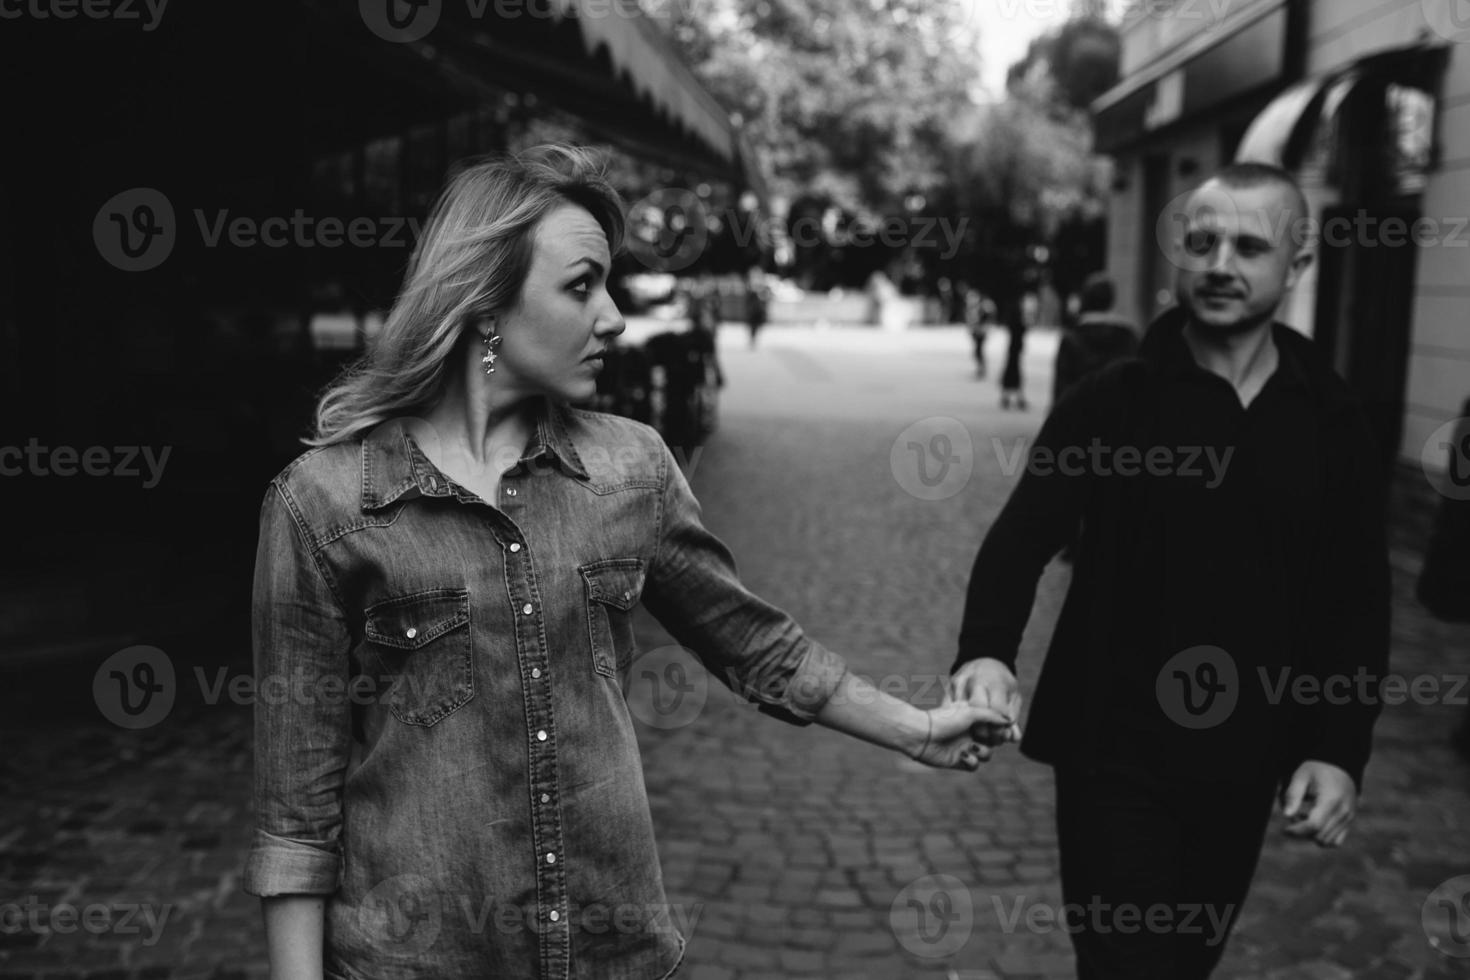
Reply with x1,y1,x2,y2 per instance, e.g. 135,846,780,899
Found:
540,793,550,804
405,627,417,639
522,603,534,615
506,487,518,497
536,730,547,741
549,910,560,922
531,667,541,679
509,543,521,553
546,852,556,865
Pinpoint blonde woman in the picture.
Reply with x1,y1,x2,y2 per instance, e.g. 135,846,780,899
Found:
244,144,1014,979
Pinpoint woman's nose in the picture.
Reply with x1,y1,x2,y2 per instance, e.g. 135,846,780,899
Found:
596,293,626,339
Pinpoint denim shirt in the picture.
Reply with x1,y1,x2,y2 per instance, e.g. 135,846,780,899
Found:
243,400,848,979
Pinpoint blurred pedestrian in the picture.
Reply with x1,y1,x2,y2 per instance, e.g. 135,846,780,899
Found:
1416,397,1470,760
1053,272,1138,409
246,143,1010,980
953,164,1389,979
964,286,997,380
744,266,769,348
999,295,1028,411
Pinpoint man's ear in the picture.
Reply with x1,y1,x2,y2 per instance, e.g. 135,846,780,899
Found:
1285,248,1314,291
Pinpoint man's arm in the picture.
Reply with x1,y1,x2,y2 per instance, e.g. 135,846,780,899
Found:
1298,407,1391,788
1281,406,1391,847
952,374,1108,707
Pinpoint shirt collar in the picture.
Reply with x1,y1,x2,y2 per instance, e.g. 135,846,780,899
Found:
525,398,590,480
1142,306,1310,393
360,398,589,512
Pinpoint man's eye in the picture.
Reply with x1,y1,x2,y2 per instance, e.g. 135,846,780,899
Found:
1184,231,1217,257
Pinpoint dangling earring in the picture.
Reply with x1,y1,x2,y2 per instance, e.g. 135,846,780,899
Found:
481,325,503,375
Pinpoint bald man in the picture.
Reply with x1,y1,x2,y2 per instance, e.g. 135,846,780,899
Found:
952,163,1389,978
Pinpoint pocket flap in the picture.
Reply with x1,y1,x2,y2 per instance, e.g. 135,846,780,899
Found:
365,588,470,650
579,559,646,611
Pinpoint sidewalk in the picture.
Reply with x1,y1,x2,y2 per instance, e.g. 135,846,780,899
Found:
0,325,1464,979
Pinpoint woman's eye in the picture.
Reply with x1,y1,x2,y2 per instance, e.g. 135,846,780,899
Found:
569,280,591,298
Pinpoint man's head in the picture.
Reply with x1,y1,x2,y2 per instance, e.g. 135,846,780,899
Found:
1079,272,1116,314
1173,163,1312,336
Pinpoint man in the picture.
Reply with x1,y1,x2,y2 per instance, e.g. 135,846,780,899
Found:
1052,272,1138,408
952,163,1390,979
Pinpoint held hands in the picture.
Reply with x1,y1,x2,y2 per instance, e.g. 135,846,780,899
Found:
950,658,1024,749
1281,760,1357,848
909,657,1024,771
911,694,1016,770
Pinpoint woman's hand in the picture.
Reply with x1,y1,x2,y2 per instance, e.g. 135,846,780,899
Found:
911,695,1018,770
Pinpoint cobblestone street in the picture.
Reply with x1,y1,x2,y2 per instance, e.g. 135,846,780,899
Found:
2,325,1468,979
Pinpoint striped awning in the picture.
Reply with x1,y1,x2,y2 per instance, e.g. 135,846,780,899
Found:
556,0,737,165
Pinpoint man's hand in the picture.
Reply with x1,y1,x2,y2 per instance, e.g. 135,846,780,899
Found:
1281,760,1357,847
950,658,1022,747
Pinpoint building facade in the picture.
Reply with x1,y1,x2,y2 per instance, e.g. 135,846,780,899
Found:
1092,0,1470,476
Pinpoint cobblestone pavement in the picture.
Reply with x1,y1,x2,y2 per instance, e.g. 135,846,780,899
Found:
2,325,1468,979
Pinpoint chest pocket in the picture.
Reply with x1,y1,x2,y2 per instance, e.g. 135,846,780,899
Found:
363,588,473,727
579,559,646,677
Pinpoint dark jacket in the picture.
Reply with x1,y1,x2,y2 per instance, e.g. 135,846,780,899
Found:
954,307,1391,790
1053,311,1139,406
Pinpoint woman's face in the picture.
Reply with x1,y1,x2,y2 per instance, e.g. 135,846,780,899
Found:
491,204,625,403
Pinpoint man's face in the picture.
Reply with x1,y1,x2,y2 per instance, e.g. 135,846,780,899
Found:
1173,179,1312,335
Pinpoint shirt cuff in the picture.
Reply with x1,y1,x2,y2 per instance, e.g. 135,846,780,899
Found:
242,829,342,897
762,640,847,726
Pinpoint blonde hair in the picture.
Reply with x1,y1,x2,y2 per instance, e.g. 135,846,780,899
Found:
307,143,625,446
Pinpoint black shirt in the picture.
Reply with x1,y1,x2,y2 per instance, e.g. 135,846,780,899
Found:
954,307,1390,787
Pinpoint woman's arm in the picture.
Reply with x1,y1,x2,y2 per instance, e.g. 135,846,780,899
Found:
641,437,1013,767
244,483,353,968
814,668,1014,769
262,896,326,980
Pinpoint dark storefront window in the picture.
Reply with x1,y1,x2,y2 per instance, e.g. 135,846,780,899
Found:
363,136,402,215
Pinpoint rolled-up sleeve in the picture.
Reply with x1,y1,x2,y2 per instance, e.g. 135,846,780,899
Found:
242,482,352,897
642,442,847,725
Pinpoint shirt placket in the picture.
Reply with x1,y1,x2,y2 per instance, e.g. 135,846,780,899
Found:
500,469,571,980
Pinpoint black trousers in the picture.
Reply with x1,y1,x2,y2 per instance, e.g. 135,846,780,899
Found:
1054,752,1278,979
